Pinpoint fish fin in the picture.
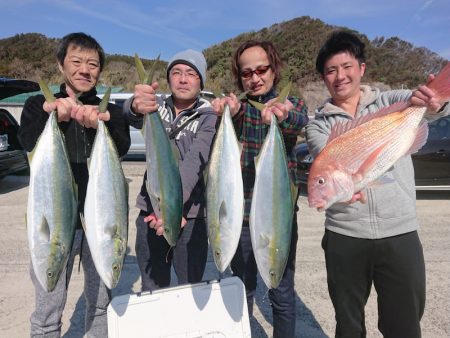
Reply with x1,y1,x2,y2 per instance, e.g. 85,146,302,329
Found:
134,53,148,84
368,176,396,187
428,63,450,101
98,87,111,113
170,140,181,163
290,180,298,210
203,164,209,185
276,82,292,103
405,121,429,156
238,141,243,155
80,213,87,232
258,233,270,249
218,200,227,226
354,142,388,182
147,54,161,84
248,99,266,111
39,216,50,242
328,102,411,143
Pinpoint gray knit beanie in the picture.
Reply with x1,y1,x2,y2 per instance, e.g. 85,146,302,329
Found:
167,49,207,89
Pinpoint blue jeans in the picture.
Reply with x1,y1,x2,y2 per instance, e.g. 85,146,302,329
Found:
135,212,208,291
30,230,111,338
231,217,298,338
322,230,426,338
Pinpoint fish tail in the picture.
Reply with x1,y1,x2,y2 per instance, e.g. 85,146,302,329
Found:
429,63,450,101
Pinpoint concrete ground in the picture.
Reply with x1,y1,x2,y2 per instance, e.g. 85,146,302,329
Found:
0,161,449,337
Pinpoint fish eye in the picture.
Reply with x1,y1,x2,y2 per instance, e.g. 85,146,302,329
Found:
317,177,326,185
47,271,53,278
113,264,119,271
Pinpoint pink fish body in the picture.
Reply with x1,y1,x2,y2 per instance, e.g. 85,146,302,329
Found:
308,63,450,211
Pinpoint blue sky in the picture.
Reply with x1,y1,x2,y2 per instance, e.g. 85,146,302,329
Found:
1,0,449,62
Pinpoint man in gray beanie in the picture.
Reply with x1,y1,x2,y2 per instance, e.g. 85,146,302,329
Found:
123,49,217,291
167,49,207,90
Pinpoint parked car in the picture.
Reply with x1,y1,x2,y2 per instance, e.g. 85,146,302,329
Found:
0,78,40,179
295,114,450,191
99,92,145,160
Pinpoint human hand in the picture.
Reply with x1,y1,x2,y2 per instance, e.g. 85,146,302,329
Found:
344,191,367,204
260,98,293,125
131,82,160,115
42,85,79,123
144,213,164,236
211,93,241,117
144,214,187,236
410,74,444,113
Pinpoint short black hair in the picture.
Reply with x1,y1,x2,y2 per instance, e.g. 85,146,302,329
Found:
316,30,366,75
56,32,105,71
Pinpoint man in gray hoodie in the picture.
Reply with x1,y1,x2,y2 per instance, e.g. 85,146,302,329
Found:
305,31,449,338
123,49,217,290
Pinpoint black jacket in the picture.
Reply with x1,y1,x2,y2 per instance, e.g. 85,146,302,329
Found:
18,84,130,227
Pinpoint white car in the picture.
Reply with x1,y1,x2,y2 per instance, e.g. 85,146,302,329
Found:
98,92,144,159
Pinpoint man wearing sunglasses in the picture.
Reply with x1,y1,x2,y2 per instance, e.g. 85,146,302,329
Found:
211,40,309,338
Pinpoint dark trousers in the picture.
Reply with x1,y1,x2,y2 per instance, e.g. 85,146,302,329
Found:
135,213,208,291
231,217,298,338
322,230,426,338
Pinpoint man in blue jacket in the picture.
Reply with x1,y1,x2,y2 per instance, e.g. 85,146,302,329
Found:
123,49,217,290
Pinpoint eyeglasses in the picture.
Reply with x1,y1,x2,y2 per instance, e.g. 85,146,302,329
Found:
240,65,271,79
170,69,199,80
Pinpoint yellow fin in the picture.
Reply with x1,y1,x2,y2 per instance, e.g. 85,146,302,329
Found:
38,79,55,103
99,87,111,113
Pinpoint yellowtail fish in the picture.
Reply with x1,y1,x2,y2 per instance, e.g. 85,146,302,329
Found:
81,88,129,289
250,113,296,289
135,54,183,246
27,80,78,291
206,104,244,273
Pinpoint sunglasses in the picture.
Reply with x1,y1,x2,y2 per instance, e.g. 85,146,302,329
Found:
240,65,271,79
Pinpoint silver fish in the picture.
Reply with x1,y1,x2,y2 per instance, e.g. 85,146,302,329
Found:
206,105,244,273
27,110,78,292
82,91,129,289
250,114,295,289
143,112,183,247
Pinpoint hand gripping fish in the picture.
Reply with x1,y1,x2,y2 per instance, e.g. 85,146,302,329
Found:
308,63,450,211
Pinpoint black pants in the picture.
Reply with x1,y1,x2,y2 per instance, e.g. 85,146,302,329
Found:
231,217,298,338
322,230,426,338
135,212,208,291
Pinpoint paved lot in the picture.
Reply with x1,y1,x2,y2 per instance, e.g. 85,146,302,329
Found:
0,161,449,337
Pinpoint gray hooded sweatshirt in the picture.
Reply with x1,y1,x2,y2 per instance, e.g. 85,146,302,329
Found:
306,85,449,239
124,94,217,219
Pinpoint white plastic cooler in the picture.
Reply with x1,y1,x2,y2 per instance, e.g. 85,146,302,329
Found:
107,276,251,337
